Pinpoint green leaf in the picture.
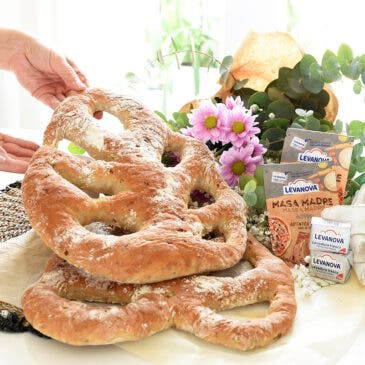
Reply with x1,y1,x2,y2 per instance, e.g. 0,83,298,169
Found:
291,122,305,129
155,110,168,122
295,108,307,117
322,50,339,71
346,179,361,196
348,163,357,180
348,120,365,138
267,100,295,119
302,76,324,94
353,156,365,172
254,186,266,210
319,124,331,132
243,191,257,207
334,119,343,133
352,143,363,159
261,127,286,151
355,172,365,186
353,80,362,94
233,79,249,91
263,118,290,131
68,142,85,155
337,44,353,66
219,55,233,81
254,166,264,186
239,174,255,191
243,179,257,193
361,70,365,84
360,132,365,145
305,116,321,131
309,62,322,80
247,92,270,108
300,54,317,77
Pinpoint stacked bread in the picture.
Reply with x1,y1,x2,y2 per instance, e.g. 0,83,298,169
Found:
21,89,296,350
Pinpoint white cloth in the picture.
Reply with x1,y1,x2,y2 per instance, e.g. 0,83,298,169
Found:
1,231,365,364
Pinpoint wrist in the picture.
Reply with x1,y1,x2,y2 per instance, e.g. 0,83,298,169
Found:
0,28,29,70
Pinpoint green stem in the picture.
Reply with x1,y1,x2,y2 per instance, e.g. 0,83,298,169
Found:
159,49,239,83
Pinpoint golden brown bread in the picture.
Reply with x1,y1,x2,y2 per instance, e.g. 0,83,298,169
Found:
22,89,247,283
22,235,297,350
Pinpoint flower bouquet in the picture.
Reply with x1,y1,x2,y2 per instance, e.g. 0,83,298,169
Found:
156,32,365,250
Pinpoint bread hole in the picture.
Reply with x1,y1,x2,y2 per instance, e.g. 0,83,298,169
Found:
188,189,215,208
84,222,134,236
93,111,125,133
161,151,180,167
202,228,225,243
218,301,270,320
56,139,92,159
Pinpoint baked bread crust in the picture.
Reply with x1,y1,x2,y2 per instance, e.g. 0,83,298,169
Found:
22,89,247,283
22,234,296,350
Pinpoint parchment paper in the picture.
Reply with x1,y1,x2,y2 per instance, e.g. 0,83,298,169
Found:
1,231,365,365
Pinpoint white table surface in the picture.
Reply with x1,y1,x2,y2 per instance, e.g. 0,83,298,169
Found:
1,128,365,365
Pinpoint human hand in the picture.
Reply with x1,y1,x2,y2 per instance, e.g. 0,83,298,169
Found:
8,32,88,109
0,133,39,173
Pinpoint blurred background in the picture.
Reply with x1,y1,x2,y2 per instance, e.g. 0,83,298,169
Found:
0,0,364,131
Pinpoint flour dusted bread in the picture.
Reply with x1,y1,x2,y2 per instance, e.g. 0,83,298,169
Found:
22,235,296,350
22,89,247,283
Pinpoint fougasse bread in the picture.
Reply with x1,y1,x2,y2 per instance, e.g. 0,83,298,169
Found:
263,162,340,265
281,128,354,204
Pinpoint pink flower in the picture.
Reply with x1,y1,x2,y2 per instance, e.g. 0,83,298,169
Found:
222,108,260,147
225,95,244,110
181,127,194,137
251,136,267,164
188,101,226,143
219,145,259,187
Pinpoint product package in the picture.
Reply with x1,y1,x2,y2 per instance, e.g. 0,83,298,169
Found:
281,128,354,203
310,250,353,283
310,217,351,254
263,162,340,265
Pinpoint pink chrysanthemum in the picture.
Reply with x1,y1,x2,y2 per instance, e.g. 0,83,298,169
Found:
181,127,194,137
187,101,226,143
219,145,259,186
222,108,260,147
250,136,267,164
225,95,244,110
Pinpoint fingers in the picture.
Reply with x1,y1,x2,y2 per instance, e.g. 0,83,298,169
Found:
2,142,37,158
0,134,39,151
51,51,86,91
0,147,29,173
66,57,89,87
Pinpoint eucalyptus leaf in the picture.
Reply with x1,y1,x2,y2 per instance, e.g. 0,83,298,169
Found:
254,166,264,186
348,120,365,138
239,174,255,191
267,100,295,119
254,186,266,210
243,192,257,207
243,179,257,193
219,55,233,80
305,116,321,131
291,122,305,129
353,80,362,94
337,44,353,66
247,92,270,108
302,76,324,94
334,119,343,133
300,54,317,77
353,156,365,172
263,118,290,131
